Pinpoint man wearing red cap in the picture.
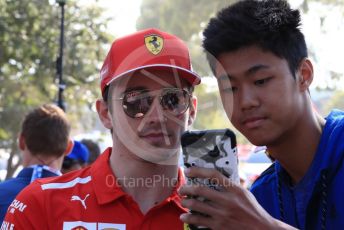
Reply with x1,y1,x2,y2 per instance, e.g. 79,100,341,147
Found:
2,28,201,229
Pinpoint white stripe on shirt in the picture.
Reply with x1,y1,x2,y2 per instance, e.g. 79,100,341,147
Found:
41,176,91,190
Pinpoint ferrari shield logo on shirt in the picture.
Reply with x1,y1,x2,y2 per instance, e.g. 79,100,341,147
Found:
63,221,126,230
144,34,163,55
71,227,87,230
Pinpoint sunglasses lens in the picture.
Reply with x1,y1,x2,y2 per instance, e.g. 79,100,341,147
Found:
122,89,190,118
161,89,189,115
123,91,153,118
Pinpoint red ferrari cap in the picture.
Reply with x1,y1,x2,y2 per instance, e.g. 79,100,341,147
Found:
100,28,201,97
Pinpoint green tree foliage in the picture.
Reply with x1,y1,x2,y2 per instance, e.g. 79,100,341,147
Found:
0,0,113,179
324,90,344,113
137,0,230,41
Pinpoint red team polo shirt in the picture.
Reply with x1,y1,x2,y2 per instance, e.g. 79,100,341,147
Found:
2,148,188,230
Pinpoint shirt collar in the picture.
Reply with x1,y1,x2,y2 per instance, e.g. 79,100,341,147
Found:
90,147,187,211
16,167,35,178
91,148,126,204
16,166,61,179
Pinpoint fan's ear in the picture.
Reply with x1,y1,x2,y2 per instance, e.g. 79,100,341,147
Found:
297,58,313,92
64,139,74,155
19,133,26,151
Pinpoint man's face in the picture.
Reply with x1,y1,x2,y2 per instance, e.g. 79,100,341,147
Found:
104,69,196,164
215,46,306,147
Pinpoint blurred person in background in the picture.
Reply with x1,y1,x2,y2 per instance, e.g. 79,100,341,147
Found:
80,139,101,165
0,104,72,223
61,140,90,174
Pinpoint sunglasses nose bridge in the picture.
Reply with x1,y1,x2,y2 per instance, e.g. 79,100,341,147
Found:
147,90,166,113
144,98,167,122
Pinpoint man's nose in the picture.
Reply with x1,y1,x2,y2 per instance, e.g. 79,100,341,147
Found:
238,86,260,110
143,98,167,124
136,98,169,137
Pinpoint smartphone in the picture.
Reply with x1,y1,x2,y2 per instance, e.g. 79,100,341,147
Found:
181,129,239,230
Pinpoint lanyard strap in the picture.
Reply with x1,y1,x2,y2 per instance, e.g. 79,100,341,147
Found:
29,165,62,183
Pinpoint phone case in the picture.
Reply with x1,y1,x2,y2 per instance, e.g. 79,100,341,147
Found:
181,129,239,230
182,129,239,184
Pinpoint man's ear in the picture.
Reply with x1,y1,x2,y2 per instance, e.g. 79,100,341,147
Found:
96,99,113,129
298,58,314,92
188,96,197,126
64,139,74,155
19,134,26,151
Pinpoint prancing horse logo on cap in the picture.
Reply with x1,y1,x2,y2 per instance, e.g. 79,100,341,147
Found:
145,34,163,55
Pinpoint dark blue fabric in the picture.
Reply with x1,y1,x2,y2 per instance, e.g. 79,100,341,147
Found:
251,110,344,229
66,140,89,163
0,167,58,223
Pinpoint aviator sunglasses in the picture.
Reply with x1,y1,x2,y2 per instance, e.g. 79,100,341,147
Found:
114,88,192,118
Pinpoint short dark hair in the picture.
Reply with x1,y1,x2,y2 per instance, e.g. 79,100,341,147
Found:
203,0,308,77
21,104,71,157
103,86,110,103
81,139,101,164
